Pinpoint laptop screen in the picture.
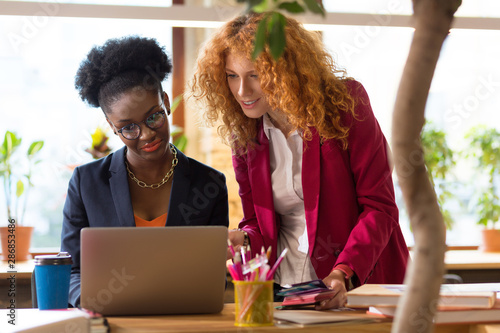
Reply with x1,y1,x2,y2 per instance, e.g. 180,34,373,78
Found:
80,226,228,315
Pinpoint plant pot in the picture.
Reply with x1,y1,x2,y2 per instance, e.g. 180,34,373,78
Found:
480,229,500,252
0,226,34,261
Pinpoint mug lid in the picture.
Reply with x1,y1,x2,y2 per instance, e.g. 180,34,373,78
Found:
34,252,73,265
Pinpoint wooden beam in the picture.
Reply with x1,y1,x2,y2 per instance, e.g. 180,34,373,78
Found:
172,0,185,137
1,2,499,30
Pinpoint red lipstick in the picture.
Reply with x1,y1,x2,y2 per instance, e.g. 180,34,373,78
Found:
141,139,162,153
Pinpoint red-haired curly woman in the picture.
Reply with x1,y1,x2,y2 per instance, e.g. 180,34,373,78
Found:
190,12,408,309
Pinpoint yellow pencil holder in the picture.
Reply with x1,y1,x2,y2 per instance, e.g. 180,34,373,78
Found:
233,280,274,327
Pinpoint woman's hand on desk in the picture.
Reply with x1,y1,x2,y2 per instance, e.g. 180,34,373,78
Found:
316,270,348,310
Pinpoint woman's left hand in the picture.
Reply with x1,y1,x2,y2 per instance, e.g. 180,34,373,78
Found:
316,270,348,310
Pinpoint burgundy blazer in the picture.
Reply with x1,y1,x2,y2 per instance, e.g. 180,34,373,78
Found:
233,81,409,286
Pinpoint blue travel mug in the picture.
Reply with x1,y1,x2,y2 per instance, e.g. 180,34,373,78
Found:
34,252,73,309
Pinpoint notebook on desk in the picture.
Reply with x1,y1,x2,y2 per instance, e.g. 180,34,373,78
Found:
80,226,228,316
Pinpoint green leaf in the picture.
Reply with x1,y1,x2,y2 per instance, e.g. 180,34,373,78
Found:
278,1,305,13
303,0,325,17
16,180,24,198
5,132,13,155
3,131,21,157
0,137,5,158
252,16,269,60
170,95,183,113
173,134,188,152
170,125,184,137
269,13,286,60
250,0,268,13
27,140,44,157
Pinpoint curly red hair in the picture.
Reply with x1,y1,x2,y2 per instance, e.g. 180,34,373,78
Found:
189,12,357,154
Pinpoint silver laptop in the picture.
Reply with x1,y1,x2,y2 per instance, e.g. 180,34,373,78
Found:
80,226,228,316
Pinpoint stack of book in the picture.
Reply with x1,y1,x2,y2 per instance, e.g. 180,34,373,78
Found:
346,283,500,324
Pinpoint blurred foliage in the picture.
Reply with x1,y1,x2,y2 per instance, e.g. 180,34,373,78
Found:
0,131,44,225
170,94,188,151
421,122,457,230
465,126,500,228
86,126,111,159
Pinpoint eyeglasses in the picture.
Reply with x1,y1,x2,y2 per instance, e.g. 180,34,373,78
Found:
109,108,167,140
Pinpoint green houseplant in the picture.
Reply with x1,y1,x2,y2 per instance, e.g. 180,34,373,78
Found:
0,131,44,261
465,125,500,251
421,122,457,230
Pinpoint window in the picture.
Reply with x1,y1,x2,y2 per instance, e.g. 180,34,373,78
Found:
2,0,500,249
322,7,500,246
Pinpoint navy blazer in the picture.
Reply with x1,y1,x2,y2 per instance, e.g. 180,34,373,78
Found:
60,145,229,307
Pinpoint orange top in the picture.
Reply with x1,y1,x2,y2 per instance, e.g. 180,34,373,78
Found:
134,212,168,227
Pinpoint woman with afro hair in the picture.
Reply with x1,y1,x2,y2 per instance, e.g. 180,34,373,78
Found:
61,36,229,308
190,13,408,309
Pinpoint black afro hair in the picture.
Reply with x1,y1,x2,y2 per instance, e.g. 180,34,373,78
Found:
74,36,172,109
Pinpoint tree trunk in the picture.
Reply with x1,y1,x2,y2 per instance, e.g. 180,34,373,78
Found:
391,1,461,333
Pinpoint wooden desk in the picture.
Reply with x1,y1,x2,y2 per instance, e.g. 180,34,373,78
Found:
107,303,500,333
0,260,34,308
445,250,500,270
0,259,34,279
444,250,500,283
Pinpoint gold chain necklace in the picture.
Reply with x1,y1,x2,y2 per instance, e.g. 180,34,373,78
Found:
125,144,178,189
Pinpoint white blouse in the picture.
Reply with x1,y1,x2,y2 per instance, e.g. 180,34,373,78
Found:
263,114,318,287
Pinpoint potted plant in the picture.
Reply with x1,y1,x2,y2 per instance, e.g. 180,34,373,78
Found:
465,125,500,252
421,122,457,230
0,131,44,261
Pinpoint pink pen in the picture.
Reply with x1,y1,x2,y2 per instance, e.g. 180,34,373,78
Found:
227,264,240,281
246,244,252,263
266,248,288,280
248,270,256,282
240,246,247,266
227,239,235,257
233,252,244,280
259,264,269,281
